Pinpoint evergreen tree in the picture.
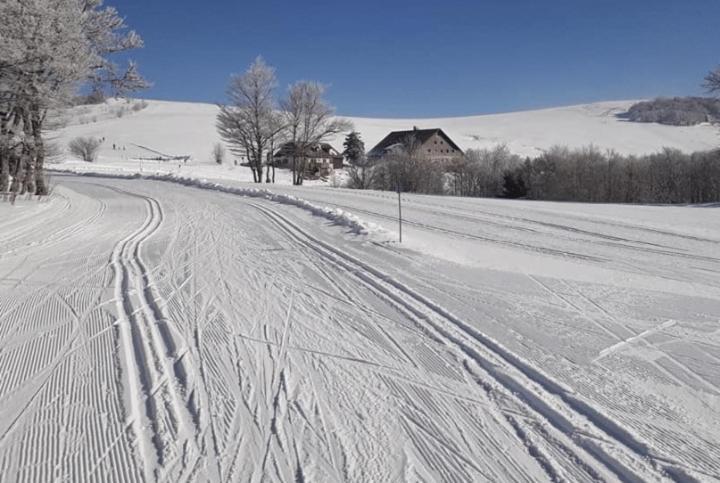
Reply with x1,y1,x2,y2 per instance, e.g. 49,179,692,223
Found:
502,170,527,198
343,131,376,189
342,131,365,164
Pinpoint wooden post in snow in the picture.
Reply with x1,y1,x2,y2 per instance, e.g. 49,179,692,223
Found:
397,183,403,243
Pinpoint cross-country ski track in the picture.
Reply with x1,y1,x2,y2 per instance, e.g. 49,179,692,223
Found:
0,174,719,482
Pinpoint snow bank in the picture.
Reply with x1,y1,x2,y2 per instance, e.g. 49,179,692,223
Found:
53,168,391,240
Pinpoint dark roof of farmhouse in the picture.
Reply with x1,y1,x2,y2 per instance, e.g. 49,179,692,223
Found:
368,128,463,156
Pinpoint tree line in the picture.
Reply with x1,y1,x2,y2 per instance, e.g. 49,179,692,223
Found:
0,0,146,196
504,146,720,204
343,132,720,204
625,97,720,126
339,58,720,204
622,62,720,127
216,58,352,186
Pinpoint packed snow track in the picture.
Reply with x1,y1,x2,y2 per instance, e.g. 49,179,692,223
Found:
0,175,718,482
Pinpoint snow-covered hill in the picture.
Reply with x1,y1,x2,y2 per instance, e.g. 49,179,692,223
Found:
52,98,720,168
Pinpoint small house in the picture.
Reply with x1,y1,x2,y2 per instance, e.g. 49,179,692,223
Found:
272,142,344,178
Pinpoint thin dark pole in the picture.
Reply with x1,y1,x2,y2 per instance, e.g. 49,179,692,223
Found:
397,184,402,243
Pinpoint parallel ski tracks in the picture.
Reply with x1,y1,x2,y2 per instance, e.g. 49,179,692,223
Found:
250,200,676,483
109,192,200,480
300,195,720,266
300,196,608,263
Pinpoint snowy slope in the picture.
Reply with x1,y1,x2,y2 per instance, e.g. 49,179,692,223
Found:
1,175,719,481
8,98,717,481
52,99,720,167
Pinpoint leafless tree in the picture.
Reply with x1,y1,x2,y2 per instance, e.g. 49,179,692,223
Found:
347,158,375,189
69,136,102,162
216,57,285,183
626,97,720,126
704,66,720,95
442,145,521,197
512,145,720,203
280,82,352,185
264,113,286,183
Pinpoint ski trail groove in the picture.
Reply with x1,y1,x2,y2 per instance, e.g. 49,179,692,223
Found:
109,193,199,480
249,200,672,483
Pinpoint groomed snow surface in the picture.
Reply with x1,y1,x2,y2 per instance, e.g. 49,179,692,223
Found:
0,173,719,482
1,100,718,481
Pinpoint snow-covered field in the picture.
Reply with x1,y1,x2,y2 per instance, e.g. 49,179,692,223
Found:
1,99,719,481
0,173,719,482
50,98,720,169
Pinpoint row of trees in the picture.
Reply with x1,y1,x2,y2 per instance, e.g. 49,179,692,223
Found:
624,63,720,127
0,0,146,195
339,60,720,203
216,58,351,185
343,131,720,203
508,147,720,204
503,64,720,203
625,97,720,126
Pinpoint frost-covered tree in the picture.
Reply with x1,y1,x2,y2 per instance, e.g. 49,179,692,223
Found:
626,97,720,126
216,57,284,183
445,145,521,197
0,0,146,194
281,82,352,185
264,113,286,183
69,136,102,162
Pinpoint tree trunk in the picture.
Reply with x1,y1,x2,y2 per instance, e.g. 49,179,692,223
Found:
0,150,8,192
20,146,34,195
265,145,273,183
7,111,21,194
9,147,20,193
31,107,47,195
19,108,35,195
294,156,305,186
291,155,297,185
0,114,8,192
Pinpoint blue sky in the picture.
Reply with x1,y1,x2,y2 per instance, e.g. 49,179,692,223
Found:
110,0,720,117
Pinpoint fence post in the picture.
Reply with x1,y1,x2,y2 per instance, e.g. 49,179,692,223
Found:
397,185,402,243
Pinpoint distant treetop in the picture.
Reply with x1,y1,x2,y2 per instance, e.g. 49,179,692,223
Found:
624,97,720,126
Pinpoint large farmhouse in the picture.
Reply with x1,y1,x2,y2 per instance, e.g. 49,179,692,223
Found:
368,127,464,162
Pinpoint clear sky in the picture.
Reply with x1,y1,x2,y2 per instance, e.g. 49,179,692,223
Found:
109,0,720,117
